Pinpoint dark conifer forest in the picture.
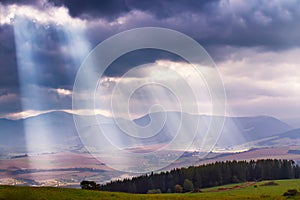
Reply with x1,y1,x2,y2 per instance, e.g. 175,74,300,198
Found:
83,159,300,193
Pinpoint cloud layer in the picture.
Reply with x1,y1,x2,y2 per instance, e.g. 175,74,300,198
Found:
0,0,299,119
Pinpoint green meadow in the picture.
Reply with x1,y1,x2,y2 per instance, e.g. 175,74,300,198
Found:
1,179,300,200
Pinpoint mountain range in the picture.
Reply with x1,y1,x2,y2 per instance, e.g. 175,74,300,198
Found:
0,111,298,154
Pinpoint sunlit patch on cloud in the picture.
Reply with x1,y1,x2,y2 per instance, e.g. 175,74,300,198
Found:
2,108,112,120
218,47,300,118
0,2,86,27
4,109,55,120
0,92,18,103
94,60,213,119
50,88,72,96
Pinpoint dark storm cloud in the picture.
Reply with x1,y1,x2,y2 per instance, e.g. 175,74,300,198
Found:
2,0,217,20
3,0,300,51
0,0,300,118
12,19,81,89
125,0,218,19
24,26,78,88
0,14,72,90
0,25,19,89
66,0,300,53
47,0,218,20
153,0,300,51
0,19,79,115
1,0,299,81
0,0,40,6
0,87,22,115
48,0,129,20
0,22,73,115
105,49,185,77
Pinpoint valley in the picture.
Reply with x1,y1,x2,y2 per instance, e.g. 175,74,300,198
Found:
1,146,300,187
0,111,299,187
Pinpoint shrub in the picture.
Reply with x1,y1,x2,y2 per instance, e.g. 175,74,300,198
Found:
283,189,298,196
80,180,97,190
174,184,183,193
191,188,202,193
147,189,161,194
260,181,278,186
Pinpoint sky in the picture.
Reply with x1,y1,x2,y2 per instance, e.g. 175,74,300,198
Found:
0,0,300,120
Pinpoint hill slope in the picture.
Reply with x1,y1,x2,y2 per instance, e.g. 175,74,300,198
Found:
255,128,300,147
0,111,293,152
1,179,300,200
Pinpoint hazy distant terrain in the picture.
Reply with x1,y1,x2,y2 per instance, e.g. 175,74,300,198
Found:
0,111,299,186
0,111,294,152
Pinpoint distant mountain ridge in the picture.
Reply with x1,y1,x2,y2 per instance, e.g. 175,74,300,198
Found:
0,111,294,153
253,128,300,147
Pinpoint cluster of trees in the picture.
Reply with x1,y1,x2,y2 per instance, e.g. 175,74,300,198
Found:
85,159,300,193
80,180,99,190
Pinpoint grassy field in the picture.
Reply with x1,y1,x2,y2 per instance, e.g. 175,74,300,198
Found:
0,179,300,200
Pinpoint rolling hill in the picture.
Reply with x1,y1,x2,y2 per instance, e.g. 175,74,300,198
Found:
1,179,300,200
254,128,300,147
0,111,294,153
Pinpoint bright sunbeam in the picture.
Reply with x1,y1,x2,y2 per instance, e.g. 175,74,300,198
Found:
12,8,91,184
72,27,228,173
13,17,54,154
58,25,91,71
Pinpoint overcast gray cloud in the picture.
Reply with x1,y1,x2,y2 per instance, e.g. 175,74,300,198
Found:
0,0,299,119
3,0,300,49
71,0,300,49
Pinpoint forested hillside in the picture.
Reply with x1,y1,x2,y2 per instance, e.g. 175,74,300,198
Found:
94,159,300,194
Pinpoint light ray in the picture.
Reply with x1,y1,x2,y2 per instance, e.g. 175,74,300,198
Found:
13,17,53,153
12,5,91,184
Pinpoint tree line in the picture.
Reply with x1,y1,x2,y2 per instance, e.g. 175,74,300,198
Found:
81,159,300,193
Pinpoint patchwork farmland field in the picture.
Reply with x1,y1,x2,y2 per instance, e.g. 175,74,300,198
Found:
1,147,300,187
